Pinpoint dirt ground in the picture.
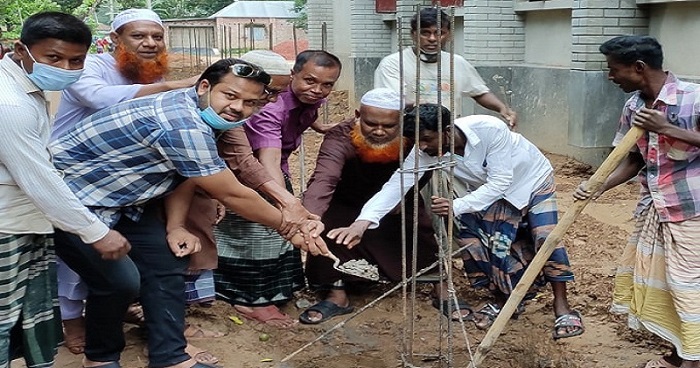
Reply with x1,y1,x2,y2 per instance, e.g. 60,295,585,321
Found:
43,89,672,368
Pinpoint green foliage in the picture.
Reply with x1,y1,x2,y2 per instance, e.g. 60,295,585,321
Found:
0,0,61,39
290,0,306,30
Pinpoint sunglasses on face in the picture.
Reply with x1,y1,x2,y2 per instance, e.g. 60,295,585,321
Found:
230,63,271,85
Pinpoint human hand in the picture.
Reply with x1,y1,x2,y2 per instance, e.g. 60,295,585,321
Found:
501,108,517,130
572,180,602,201
214,200,226,225
633,107,672,134
289,231,329,256
326,220,371,249
166,226,202,257
91,230,131,260
279,199,311,237
430,196,452,216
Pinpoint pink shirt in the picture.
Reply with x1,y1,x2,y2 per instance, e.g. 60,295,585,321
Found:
245,88,324,176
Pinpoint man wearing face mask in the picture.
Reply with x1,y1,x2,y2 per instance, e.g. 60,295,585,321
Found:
374,7,516,127
0,12,131,367
209,50,341,328
50,8,204,357
49,58,328,368
178,50,319,329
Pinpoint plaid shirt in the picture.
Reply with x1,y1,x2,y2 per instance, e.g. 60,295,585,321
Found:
614,72,700,222
50,88,226,226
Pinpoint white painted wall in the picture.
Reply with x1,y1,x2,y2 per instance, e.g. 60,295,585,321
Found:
648,2,700,77
523,10,571,67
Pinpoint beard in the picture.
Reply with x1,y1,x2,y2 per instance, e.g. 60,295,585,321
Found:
350,122,407,164
114,43,169,84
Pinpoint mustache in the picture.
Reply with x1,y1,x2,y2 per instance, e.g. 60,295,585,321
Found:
350,122,407,164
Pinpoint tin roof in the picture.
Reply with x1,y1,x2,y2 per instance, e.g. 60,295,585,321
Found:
209,1,296,19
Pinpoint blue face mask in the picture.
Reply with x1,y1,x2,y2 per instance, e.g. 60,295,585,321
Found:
22,48,84,91
198,89,248,131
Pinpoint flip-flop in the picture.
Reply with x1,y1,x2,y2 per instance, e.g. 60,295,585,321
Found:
298,300,354,324
431,298,474,321
643,358,680,368
552,310,585,340
234,305,297,328
184,324,226,339
473,302,526,330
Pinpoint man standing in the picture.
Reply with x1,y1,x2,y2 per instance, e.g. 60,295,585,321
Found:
213,50,341,327
51,8,202,356
354,104,582,338
50,58,327,368
299,88,458,324
0,12,130,367
576,35,700,368
374,7,516,126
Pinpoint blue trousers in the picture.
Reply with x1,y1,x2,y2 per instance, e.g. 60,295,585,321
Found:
55,202,189,367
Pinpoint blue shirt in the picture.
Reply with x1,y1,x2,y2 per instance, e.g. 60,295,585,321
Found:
50,87,226,226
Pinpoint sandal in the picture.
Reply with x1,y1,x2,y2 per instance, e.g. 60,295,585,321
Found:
63,317,85,355
552,310,585,340
643,358,680,368
431,298,474,321
473,302,525,330
184,324,226,339
298,300,354,324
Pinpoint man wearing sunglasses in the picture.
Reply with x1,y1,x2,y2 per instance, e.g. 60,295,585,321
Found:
49,9,205,358
181,50,321,328
48,58,328,368
210,50,341,327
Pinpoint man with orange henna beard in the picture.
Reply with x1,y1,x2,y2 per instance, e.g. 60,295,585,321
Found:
299,88,442,324
49,8,211,363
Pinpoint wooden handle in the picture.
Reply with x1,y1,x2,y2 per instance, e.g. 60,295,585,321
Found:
469,126,644,367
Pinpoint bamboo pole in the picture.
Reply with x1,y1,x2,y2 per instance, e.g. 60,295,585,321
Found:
468,125,644,367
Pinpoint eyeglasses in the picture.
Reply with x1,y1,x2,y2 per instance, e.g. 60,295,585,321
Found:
230,64,271,86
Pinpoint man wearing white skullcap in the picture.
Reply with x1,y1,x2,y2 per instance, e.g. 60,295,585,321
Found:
241,50,291,103
298,88,442,324
51,6,207,364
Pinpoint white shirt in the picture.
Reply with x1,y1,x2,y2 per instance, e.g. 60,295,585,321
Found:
52,53,143,140
357,115,552,228
374,48,490,117
0,55,108,242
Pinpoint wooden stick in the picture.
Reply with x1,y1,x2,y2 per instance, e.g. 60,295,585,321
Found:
468,125,644,367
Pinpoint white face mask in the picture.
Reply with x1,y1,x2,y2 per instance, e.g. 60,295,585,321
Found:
21,48,84,90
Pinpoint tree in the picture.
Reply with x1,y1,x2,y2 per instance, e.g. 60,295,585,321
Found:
290,0,306,30
0,0,61,39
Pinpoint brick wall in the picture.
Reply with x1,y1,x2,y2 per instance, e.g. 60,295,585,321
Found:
307,0,334,50
351,0,394,57
464,0,525,65
571,0,648,70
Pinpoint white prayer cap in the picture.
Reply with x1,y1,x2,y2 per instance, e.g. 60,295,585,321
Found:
111,9,163,32
360,88,402,111
240,50,291,76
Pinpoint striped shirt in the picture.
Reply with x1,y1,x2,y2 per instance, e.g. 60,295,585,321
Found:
50,87,226,226
613,72,700,222
0,55,108,243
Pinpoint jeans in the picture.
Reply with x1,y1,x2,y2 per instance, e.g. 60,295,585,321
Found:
55,202,190,367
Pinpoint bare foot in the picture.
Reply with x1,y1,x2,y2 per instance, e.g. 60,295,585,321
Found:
234,305,298,328
63,317,85,355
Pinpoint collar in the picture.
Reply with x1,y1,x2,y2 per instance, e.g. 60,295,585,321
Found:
0,53,42,94
654,71,679,107
455,122,480,156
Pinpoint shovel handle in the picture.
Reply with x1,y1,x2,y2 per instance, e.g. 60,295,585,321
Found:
469,125,644,367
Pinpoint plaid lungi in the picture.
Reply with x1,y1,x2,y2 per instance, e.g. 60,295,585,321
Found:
0,233,62,368
457,174,573,295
